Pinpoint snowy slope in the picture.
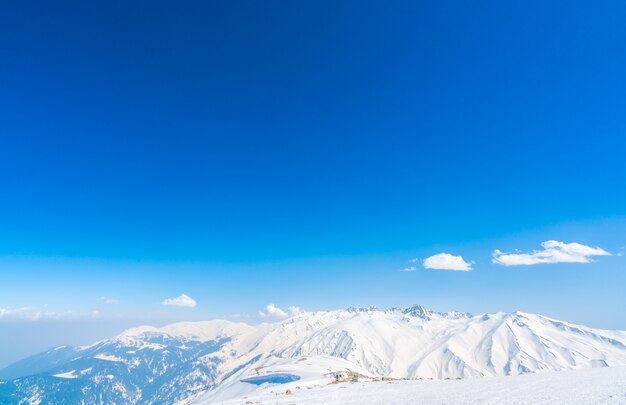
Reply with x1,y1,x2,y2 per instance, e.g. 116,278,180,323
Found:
208,364,626,405
1,305,626,404
192,355,375,404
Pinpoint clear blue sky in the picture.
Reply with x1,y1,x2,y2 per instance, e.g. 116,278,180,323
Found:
1,1,625,367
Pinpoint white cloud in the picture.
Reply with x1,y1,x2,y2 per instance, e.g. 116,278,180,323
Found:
422,253,473,271
98,296,120,304
161,294,197,308
401,266,417,272
259,304,303,319
259,303,287,318
492,240,611,266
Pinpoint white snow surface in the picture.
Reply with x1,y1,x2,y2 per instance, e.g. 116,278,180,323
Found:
94,354,125,362
203,365,626,405
194,355,374,404
52,370,78,379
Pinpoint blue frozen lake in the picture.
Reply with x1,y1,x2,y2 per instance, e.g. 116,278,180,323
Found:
240,373,301,385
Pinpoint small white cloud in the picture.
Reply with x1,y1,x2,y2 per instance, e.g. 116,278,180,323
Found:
423,253,473,271
161,294,197,308
98,296,120,304
401,266,418,272
259,304,303,319
492,240,611,266
287,306,303,316
259,303,288,318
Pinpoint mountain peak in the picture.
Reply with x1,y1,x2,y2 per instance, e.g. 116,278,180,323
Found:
402,304,432,319
343,304,469,320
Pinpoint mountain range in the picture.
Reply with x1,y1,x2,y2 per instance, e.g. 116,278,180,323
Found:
1,305,625,404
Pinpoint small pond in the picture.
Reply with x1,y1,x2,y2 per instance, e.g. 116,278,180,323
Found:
240,373,301,385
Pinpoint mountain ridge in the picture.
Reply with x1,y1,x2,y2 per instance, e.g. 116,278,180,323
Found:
1,305,626,404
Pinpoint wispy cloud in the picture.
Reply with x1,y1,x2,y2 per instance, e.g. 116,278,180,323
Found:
0,306,101,321
0,306,30,318
259,304,302,319
161,294,197,308
492,240,611,266
422,253,473,271
401,266,418,272
229,313,252,319
98,296,120,304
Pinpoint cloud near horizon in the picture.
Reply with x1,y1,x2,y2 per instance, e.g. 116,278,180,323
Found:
259,304,303,319
0,307,30,319
422,253,473,271
161,294,197,308
492,240,611,266
0,306,100,321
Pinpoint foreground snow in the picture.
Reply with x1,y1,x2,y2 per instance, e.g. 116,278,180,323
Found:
193,355,374,404
204,365,626,405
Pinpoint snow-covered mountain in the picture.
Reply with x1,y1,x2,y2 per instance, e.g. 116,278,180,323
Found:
1,305,626,404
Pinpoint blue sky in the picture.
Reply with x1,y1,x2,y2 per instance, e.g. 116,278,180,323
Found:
1,1,626,367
